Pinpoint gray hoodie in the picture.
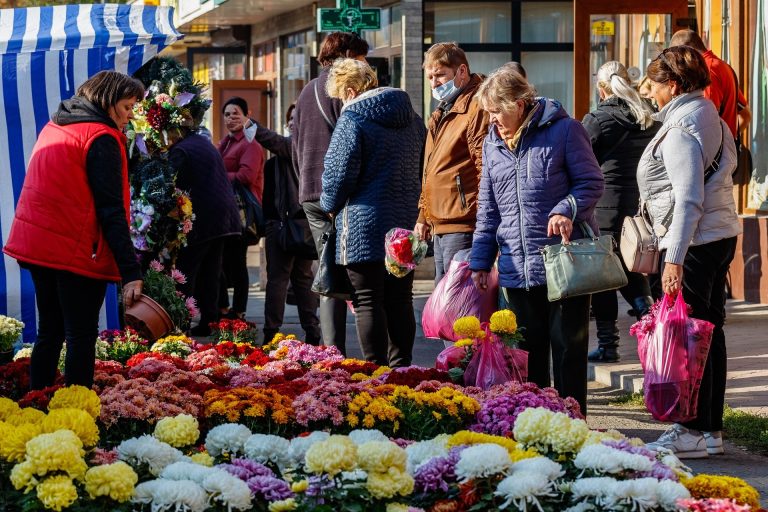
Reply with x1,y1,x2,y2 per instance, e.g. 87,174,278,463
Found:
636,90,741,265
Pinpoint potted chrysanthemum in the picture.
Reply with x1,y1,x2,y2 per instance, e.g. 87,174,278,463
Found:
0,314,24,364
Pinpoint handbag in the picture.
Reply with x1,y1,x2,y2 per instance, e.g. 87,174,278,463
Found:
233,180,264,246
620,203,660,275
541,221,628,302
311,226,353,300
278,215,318,260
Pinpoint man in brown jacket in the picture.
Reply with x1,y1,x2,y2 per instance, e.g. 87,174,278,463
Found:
414,43,490,283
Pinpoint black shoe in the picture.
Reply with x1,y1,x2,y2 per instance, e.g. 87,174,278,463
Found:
632,296,654,320
190,324,212,337
263,330,278,345
588,346,620,363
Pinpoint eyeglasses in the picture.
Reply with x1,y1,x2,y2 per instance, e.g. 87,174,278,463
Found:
655,47,673,67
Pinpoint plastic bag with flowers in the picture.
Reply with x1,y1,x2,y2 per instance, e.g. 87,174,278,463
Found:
384,228,428,278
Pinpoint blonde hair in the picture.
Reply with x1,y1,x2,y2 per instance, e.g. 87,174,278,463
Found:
325,58,378,100
474,64,536,114
596,61,655,129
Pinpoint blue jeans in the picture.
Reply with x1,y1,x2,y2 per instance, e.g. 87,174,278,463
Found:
433,232,474,284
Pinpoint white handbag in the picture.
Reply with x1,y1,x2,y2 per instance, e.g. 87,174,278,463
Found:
620,204,659,275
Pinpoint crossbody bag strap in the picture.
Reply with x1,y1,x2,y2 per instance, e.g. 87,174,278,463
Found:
314,81,336,131
703,125,725,184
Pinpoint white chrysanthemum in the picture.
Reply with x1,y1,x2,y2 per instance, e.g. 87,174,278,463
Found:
244,433,291,468
348,429,389,445
496,471,556,509
340,469,368,482
454,443,512,482
512,456,564,481
563,503,597,512
205,424,252,457
203,470,253,511
604,478,659,511
160,461,216,483
574,444,654,474
569,477,618,499
405,435,449,473
132,479,208,512
656,479,690,509
117,435,189,476
288,431,330,464
659,454,693,478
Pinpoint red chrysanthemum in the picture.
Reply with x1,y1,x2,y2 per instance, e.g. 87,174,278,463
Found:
389,236,414,264
146,104,170,131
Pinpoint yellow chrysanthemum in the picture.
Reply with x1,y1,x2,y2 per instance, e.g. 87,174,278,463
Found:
513,408,588,454
180,196,193,217
42,408,100,447
268,498,298,512
448,431,520,453
153,414,200,447
25,430,87,481
357,441,407,473
453,316,482,338
0,422,43,463
0,397,21,421
36,475,79,512
350,372,369,381
10,460,38,492
48,385,101,420
682,474,761,509
454,338,474,348
366,467,414,499
190,452,214,467
583,429,626,446
6,407,46,426
372,366,391,378
489,309,517,334
304,435,358,475
291,480,309,493
84,461,138,502
387,504,411,512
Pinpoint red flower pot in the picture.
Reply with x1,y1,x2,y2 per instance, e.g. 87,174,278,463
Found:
125,295,174,341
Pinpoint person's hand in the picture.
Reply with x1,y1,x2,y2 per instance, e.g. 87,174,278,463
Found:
472,270,489,291
547,214,574,243
123,280,143,308
414,222,431,241
662,263,683,296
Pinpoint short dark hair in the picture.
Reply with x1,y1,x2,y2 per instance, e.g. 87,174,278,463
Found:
670,29,707,52
317,32,370,67
647,45,711,93
286,104,296,124
222,96,248,115
504,61,527,79
76,70,144,113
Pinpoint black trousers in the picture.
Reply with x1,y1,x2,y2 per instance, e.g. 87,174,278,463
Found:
28,266,107,389
592,235,652,322
176,237,226,327
660,236,737,432
219,236,250,315
263,220,321,344
303,200,347,353
346,262,416,367
503,285,591,415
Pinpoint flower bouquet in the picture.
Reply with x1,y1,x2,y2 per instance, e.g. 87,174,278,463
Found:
95,328,149,365
126,261,197,337
0,314,24,362
384,228,428,278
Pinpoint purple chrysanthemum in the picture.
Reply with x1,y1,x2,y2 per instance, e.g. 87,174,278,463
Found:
246,475,293,501
413,449,461,494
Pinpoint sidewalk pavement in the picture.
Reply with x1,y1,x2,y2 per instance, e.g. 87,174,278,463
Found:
240,260,768,416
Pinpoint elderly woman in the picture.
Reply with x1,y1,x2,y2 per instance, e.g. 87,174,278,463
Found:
582,61,660,363
320,58,426,367
469,64,604,415
641,46,740,459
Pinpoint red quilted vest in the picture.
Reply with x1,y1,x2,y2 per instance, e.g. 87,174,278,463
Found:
4,121,130,281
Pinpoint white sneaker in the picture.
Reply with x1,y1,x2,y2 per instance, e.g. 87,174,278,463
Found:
703,431,724,455
646,424,708,459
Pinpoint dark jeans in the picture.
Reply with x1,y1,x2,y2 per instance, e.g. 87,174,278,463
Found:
503,285,591,415
264,220,321,344
660,236,737,432
28,266,107,389
176,237,226,327
592,241,652,322
303,200,347,353
346,262,416,367
219,236,250,315
433,232,474,284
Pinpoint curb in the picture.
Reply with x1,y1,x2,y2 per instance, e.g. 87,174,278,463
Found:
588,362,644,394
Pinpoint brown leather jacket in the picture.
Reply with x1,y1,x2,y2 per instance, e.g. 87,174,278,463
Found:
418,74,489,235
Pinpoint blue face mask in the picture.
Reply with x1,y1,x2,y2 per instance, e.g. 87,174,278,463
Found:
432,70,465,102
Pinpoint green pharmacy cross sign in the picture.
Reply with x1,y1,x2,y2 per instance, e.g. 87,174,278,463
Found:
317,0,381,34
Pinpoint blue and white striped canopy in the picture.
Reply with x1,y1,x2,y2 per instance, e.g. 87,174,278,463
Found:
0,4,182,342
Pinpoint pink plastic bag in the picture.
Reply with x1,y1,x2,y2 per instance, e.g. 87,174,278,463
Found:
633,292,714,423
462,335,528,390
422,251,498,342
435,344,467,371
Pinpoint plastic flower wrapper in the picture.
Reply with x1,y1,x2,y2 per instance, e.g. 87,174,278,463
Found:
385,228,428,278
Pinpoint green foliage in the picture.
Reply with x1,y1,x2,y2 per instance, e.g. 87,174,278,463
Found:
607,391,646,408
142,268,190,330
722,405,768,455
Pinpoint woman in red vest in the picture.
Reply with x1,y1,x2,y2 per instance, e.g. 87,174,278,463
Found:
3,71,144,389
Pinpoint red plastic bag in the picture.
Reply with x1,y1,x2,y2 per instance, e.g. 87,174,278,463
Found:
422,251,498,342
633,292,714,423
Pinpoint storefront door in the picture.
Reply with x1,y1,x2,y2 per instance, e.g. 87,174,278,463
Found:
210,80,272,143
573,0,689,118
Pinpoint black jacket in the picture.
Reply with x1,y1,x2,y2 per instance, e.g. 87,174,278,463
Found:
582,97,661,234
251,125,303,222
53,98,141,283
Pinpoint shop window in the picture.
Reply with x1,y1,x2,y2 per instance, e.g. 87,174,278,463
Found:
746,0,768,212
521,2,573,43
424,2,513,44
281,29,314,120
255,41,276,75
365,5,403,89
521,51,573,115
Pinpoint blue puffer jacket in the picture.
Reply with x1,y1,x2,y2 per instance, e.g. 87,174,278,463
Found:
321,88,426,264
469,98,604,289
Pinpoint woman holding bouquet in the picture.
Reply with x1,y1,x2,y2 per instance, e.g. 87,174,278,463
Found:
4,71,145,389
469,64,604,415
320,58,426,366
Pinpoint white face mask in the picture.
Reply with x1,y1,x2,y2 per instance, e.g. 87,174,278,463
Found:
431,69,464,102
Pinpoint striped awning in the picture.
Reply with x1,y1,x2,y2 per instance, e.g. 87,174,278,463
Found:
0,4,182,341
